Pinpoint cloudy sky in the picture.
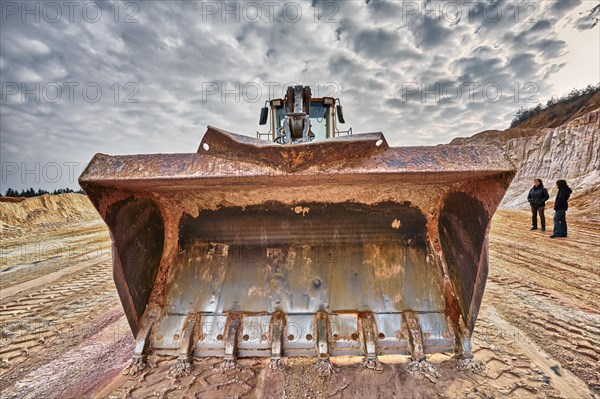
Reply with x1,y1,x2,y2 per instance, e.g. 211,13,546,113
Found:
1,0,598,191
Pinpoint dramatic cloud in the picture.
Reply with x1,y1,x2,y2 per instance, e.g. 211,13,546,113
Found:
0,0,598,191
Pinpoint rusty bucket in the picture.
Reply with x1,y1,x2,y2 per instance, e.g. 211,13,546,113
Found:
80,126,515,370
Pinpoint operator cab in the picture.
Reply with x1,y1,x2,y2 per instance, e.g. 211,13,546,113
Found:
257,85,351,143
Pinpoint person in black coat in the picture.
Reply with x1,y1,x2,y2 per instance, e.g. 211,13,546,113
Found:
551,180,572,238
527,179,549,231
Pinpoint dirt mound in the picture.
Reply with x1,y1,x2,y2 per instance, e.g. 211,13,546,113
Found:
567,186,600,221
0,194,99,236
515,89,600,130
451,90,600,146
450,103,599,218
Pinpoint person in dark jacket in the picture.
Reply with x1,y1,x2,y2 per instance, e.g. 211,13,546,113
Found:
527,179,549,231
551,179,572,238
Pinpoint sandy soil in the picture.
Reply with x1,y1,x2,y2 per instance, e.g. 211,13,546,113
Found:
0,210,598,398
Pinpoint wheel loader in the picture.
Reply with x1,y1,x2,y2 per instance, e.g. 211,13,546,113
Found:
80,85,515,373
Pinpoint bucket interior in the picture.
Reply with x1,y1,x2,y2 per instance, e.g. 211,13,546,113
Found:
164,201,445,316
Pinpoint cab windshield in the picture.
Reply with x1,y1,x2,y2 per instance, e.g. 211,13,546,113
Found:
309,102,328,140
275,101,330,140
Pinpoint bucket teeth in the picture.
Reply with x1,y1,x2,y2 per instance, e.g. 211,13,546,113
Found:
406,358,440,380
454,329,474,359
269,358,285,371
269,312,286,370
315,312,329,359
129,314,155,375
358,313,382,371
402,312,440,380
220,359,238,372
170,359,192,378
314,312,339,376
170,317,197,377
315,358,340,377
221,313,242,371
362,356,383,372
451,326,484,372
134,310,460,366
178,318,196,362
402,312,425,361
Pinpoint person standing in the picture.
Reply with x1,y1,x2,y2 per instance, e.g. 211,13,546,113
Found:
551,180,572,238
527,179,549,231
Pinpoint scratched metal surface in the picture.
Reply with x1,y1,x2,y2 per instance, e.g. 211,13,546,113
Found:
79,127,514,188
79,126,515,360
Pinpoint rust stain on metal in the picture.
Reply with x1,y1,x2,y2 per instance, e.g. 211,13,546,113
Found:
80,123,515,362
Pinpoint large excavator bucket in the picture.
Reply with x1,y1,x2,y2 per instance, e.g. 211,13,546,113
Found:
80,126,514,370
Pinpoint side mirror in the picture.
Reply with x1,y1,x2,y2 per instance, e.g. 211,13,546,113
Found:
336,104,345,124
259,106,268,125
